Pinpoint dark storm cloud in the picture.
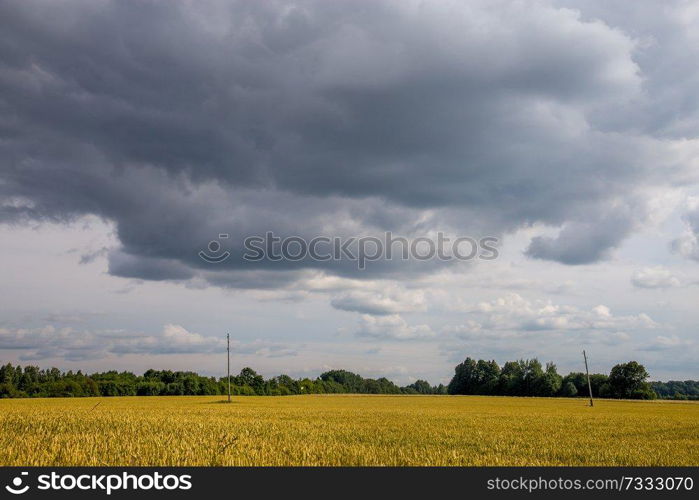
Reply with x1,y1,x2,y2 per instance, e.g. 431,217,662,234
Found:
554,0,699,140
108,251,195,281
0,0,696,284
524,201,643,264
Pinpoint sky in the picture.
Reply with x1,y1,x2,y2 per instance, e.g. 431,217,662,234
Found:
1,0,698,385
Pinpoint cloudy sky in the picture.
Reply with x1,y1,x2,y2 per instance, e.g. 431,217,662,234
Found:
1,0,698,384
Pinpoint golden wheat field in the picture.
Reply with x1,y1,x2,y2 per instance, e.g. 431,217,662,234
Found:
0,395,697,466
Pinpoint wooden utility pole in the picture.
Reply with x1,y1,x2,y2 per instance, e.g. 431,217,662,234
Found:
583,350,593,407
227,333,231,403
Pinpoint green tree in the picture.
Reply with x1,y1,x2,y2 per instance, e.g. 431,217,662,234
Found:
475,360,500,395
319,370,364,392
560,381,578,397
499,361,525,396
408,379,433,394
533,362,562,397
608,361,653,399
237,367,265,394
447,357,478,395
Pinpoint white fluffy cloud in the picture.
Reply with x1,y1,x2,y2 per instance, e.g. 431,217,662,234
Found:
355,314,434,340
449,293,657,334
631,267,682,289
331,288,426,315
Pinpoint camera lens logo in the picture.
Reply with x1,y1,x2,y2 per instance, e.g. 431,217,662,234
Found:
199,234,231,263
5,472,29,495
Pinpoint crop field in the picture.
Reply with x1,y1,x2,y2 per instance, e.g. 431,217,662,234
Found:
0,395,697,466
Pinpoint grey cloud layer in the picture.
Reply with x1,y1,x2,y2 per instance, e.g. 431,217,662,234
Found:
0,324,298,361
672,200,699,262
1,0,698,286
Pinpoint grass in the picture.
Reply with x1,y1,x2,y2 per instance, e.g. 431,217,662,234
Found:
0,395,697,466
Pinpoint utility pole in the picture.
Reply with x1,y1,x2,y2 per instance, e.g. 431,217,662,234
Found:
227,333,231,403
583,350,593,407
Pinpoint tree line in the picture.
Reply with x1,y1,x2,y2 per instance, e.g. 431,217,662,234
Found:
0,364,445,399
650,380,699,400
447,358,674,400
0,359,696,399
